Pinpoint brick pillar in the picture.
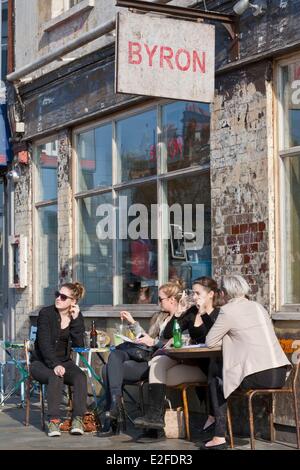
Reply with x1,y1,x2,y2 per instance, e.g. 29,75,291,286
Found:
57,129,73,285
210,61,271,307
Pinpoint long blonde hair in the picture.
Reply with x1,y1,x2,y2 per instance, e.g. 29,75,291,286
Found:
148,278,185,338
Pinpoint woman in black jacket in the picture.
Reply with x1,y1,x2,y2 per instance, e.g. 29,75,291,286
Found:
30,282,87,437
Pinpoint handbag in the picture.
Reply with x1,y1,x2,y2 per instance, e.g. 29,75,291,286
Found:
163,399,186,439
116,341,153,362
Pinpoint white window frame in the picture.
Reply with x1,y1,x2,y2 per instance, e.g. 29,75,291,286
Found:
276,55,300,314
72,99,211,310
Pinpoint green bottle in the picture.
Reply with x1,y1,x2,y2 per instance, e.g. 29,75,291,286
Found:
172,319,182,348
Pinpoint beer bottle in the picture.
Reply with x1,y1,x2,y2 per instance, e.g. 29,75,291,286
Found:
90,320,98,348
172,318,182,349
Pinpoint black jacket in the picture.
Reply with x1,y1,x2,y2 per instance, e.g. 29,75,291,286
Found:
31,305,85,369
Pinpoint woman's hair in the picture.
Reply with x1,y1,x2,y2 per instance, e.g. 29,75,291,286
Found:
61,281,85,302
222,275,250,299
148,311,169,339
159,278,185,302
192,276,225,308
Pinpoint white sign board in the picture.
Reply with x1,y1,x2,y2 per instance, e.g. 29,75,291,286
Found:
116,12,215,103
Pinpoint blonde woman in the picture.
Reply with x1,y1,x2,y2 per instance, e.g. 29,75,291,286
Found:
30,282,87,437
101,279,190,435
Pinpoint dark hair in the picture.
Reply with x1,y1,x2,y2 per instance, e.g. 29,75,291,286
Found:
61,281,85,302
192,276,225,308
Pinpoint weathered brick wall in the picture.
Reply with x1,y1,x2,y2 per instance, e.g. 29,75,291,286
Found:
57,130,73,285
14,158,33,340
211,61,271,306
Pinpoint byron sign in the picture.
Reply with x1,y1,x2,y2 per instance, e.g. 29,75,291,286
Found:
116,12,215,103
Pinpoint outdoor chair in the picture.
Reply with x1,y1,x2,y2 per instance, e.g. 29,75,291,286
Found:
122,378,148,425
168,382,208,441
24,339,46,430
226,339,300,450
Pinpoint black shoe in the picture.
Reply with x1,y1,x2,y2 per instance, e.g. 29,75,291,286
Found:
134,415,164,430
135,428,165,443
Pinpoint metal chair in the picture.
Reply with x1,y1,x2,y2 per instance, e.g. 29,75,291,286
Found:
122,379,148,425
168,382,207,440
24,339,46,430
226,340,300,450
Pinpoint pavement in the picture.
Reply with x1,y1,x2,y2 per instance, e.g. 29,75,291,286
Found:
0,398,297,451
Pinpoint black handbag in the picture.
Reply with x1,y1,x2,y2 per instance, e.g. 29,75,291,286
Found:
116,341,153,362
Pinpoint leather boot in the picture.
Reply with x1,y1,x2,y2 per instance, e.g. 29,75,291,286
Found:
134,384,166,429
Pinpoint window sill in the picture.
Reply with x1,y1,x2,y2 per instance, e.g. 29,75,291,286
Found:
44,0,95,33
30,305,159,318
272,312,300,321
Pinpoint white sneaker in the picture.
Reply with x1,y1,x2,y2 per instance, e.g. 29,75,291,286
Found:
70,416,84,435
47,420,61,437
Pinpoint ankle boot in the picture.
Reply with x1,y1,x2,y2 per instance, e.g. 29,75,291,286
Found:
109,395,126,433
134,384,166,430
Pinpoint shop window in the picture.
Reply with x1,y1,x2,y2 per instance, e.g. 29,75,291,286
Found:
162,101,210,173
116,110,157,182
279,59,300,306
74,102,211,306
34,141,58,306
77,193,113,305
167,173,211,286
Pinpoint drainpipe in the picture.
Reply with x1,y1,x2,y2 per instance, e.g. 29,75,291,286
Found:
6,0,173,83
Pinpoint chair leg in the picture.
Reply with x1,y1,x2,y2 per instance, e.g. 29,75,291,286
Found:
269,393,275,443
40,386,45,431
25,377,31,426
182,387,190,441
293,390,300,449
248,394,256,450
139,383,145,416
226,403,234,449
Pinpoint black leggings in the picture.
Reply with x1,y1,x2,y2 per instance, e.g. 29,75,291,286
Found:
209,361,287,438
103,349,149,408
30,360,87,420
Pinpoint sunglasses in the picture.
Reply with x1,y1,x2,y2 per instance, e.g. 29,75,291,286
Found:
55,291,74,301
158,296,169,302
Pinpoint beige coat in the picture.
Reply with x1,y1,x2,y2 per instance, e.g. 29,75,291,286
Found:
206,297,290,398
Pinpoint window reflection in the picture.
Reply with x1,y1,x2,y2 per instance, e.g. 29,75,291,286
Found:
117,110,157,182
167,173,211,287
284,156,300,303
282,63,300,149
117,183,158,304
37,205,58,305
162,102,210,172
78,193,113,305
36,141,58,201
77,124,112,192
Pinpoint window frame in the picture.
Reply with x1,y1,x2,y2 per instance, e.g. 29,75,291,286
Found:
276,55,300,313
45,0,94,33
72,99,211,310
33,136,59,308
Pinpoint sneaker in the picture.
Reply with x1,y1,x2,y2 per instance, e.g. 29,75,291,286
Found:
70,416,84,435
47,419,61,437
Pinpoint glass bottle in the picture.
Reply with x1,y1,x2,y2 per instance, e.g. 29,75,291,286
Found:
90,320,98,348
172,318,182,349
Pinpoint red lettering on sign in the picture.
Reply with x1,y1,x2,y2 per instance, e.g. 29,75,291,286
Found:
128,41,142,64
127,41,207,74
144,44,158,67
175,49,191,72
193,51,206,73
160,46,174,69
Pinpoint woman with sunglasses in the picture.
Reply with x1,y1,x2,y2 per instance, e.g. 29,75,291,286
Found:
101,278,193,437
133,276,223,433
30,282,87,437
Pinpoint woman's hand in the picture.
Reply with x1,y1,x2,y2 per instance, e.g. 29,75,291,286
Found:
120,310,135,324
135,333,155,347
196,297,207,314
69,304,80,320
54,365,65,377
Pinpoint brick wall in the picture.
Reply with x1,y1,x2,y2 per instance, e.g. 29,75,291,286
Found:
211,61,271,306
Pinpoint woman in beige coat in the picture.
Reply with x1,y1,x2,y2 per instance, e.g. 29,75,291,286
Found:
201,275,290,450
